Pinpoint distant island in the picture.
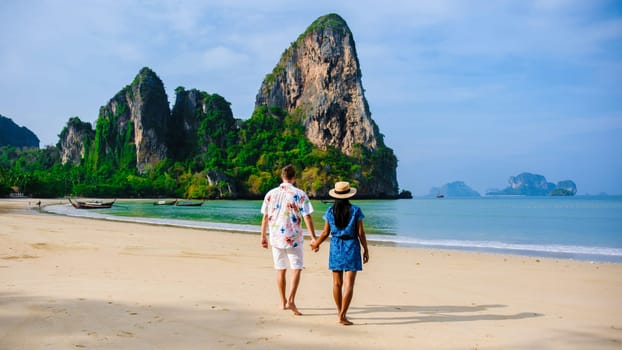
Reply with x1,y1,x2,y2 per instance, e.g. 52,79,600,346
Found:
427,174,577,198
429,181,480,197
487,172,577,196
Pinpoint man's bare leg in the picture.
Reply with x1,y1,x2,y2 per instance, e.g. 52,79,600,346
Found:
276,269,287,310
285,269,303,315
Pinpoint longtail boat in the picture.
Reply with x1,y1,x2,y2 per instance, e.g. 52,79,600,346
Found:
175,200,204,207
153,199,177,205
68,198,116,209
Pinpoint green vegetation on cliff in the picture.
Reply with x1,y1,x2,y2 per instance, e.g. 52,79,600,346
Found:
298,13,349,41
230,106,368,197
2,60,400,199
1,104,398,199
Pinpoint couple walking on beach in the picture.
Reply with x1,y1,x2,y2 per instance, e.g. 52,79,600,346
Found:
260,165,369,325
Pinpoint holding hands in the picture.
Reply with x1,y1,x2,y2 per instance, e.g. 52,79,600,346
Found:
310,240,320,252
311,223,329,252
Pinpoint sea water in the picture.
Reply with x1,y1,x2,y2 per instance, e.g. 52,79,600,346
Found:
44,196,622,262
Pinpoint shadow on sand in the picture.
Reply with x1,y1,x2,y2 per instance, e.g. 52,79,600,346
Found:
302,303,543,325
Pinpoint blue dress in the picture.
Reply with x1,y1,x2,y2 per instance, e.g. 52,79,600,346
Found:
323,205,365,271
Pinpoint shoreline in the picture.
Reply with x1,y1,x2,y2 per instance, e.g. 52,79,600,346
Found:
1,198,622,349
37,198,622,264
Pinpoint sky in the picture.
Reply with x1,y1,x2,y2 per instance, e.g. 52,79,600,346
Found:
1,0,621,195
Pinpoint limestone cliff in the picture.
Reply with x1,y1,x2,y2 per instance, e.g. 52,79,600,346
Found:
169,88,202,158
170,87,237,158
551,180,577,196
57,117,94,165
255,14,398,197
429,181,481,197
169,87,238,197
94,67,169,173
0,114,39,148
507,173,555,196
255,14,380,155
487,172,576,196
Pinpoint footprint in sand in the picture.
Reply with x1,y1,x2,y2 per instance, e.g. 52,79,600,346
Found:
116,330,134,337
2,255,39,260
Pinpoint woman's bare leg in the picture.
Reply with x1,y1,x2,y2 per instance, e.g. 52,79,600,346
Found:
339,271,357,325
332,271,343,316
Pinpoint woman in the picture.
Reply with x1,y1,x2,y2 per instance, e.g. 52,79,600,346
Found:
310,181,369,325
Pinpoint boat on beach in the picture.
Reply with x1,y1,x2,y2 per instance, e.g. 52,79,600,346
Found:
153,199,178,205
68,198,116,209
175,200,205,207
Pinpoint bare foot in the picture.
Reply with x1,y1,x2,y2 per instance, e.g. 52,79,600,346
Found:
339,317,353,326
285,302,303,316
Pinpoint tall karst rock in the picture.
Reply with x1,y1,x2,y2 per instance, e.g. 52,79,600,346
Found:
170,87,237,160
255,13,398,196
169,87,239,197
256,13,379,156
57,117,94,165
93,67,170,173
0,114,40,148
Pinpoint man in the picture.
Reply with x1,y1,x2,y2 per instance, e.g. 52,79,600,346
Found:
260,164,316,315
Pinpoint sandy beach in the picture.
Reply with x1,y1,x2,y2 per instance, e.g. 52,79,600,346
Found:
1,199,621,349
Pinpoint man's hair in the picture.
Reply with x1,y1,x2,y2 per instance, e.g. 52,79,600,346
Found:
281,164,296,180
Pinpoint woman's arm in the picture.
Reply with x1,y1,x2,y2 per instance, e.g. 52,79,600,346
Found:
310,222,330,252
357,220,369,263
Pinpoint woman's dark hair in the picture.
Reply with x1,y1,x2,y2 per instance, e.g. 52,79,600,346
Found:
332,198,351,229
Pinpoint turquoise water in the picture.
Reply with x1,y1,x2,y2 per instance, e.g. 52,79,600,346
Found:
45,196,622,262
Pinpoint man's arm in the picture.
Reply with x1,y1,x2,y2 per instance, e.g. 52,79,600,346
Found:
260,213,269,248
303,214,317,244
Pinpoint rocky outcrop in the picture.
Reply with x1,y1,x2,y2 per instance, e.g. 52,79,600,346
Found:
54,18,401,198
255,13,399,197
95,67,169,173
487,172,576,196
170,87,237,159
429,181,480,197
205,169,236,198
255,13,380,156
57,117,94,165
551,180,577,196
0,114,39,148
169,88,202,158
507,173,555,195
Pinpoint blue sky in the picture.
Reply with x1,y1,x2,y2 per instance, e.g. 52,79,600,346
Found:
1,0,621,195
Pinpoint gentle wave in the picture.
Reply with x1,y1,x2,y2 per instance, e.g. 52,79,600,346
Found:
370,235,622,259
43,204,622,262
43,204,260,233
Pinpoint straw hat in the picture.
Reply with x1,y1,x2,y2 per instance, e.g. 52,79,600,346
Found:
329,181,357,199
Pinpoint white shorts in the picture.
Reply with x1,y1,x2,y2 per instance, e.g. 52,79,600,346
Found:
272,245,304,270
